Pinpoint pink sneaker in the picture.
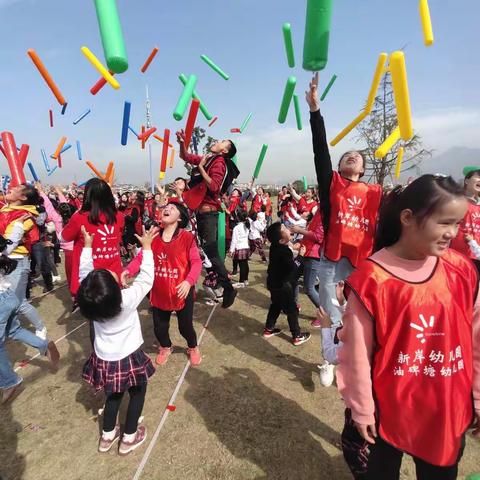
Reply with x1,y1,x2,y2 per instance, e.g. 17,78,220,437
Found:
155,347,172,365
118,426,147,456
187,347,202,366
311,318,322,328
98,425,121,453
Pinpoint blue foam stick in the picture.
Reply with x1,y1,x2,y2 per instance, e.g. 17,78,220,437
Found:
121,101,131,145
2,175,10,191
76,141,82,160
61,103,68,115
128,125,138,137
47,166,58,177
73,109,91,125
27,162,39,182
41,149,50,172
60,144,72,154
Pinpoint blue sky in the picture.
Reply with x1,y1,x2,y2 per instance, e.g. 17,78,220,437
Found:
0,0,479,185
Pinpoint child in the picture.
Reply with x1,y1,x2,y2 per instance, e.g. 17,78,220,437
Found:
123,202,203,367
229,210,251,288
263,222,311,346
248,211,267,262
337,175,480,479
78,226,158,455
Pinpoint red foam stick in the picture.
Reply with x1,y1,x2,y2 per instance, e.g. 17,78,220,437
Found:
138,127,157,141
90,71,114,95
160,129,170,174
141,125,146,150
58,154,62,168
1,132,25,186
49,109,53,128
184,99,200,150
140,47,159,73
208,116,218,127
230,128,241,133
18,144,30,167
0,144,6,158
166,404,176,412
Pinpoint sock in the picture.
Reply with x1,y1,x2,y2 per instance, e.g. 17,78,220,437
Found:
102,428,117,441
123,431,137,442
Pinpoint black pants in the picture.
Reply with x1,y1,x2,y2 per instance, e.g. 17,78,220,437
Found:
238,259,249,282
30,242,53,289
366,435,464,480
266,283,300,337
196,211,232,290
152,288,197,348
103,384,147,435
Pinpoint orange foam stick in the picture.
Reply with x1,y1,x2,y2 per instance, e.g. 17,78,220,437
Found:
105,162,114,184
52,136,67,159
160,129,170,174
184,99,200,150
18,144,30,167
138,127,157,141
140,47,159,73
141,125,146,150
27,49,66,106
86,161,104,179
108,166,115,185
169,148,175,168
153,134,173,148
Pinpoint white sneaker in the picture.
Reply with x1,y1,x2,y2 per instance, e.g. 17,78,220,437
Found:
232,282,246,289
35,327,47,340
318,362,335,387
52,275,61,284
244,280,249,287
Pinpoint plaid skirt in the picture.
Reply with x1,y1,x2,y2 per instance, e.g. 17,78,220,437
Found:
234,248,250,260
82,348,155,394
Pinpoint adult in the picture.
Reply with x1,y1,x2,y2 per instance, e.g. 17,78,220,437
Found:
176,131,238,308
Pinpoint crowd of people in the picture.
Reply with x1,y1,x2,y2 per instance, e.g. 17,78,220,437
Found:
0,75,479,479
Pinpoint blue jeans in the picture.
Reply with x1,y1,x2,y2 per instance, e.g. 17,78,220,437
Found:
0,289,48,389
305,255,354,327
6,256,45,331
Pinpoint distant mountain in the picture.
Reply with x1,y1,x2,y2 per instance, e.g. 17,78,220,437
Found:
419,147,480,180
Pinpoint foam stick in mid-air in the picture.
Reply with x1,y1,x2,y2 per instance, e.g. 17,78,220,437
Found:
49,109,53,127
293,94,302,130
240,112,253,133
282,23,295,68
76,140,82,160
140,126,146,149
302,0,334,71
27,49,66,106
184,99,201,149
121,101,131,146
278,76,297,124
173,75,197,121
90,72,114,95
61,103,68,115
60,144,72,155
86,161,104,179
41,149,50,172
200,54,229,80
253,144,268,179
93,0,128,73
141,47,159,73
230,128,241,133
153,135,173,148
137,127,157,142
52,136,67,160
27,162,39,182
320,74,337,101
81,47,120,90
18,144,30,167
419,0,434,47
128,125,138,137
57,154,63,168
390,51,413,141
105,162,114,184
394,146,404,179
375,126,401,159
73,109,91,125
47,165,58,177
1,132,25,186
178,73,213,121
169,148,175,169
208,116,218,127
160,129,170,175
303,176,308,191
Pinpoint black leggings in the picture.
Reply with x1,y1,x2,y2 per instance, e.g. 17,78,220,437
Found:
103,384,147,435
238,259,249,282
152,288,197,348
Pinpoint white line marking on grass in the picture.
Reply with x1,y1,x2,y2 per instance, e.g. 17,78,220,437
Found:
132,304,218,480
14,321,87,372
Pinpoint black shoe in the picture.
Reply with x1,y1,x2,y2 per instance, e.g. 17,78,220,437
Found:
292,332,311,346
222,287,237,309
263,327,282,338
43,285,54,294
71,301,79,314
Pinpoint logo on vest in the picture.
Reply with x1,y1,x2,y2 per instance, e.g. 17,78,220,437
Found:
472,212,480,221
156,253,167,264
96,225,115,244
347,196,362,210
410,314,444,344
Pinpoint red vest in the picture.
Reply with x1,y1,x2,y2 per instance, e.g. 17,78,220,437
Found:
252,194,264,213
298,197,318,214
325,172,382,267
150,230,195,311
0,208,39,252
346,249,477,466
301,209,324,257
450,200,480,259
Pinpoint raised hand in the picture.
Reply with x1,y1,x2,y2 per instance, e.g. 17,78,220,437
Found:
135,226,159,250
305,72,320,113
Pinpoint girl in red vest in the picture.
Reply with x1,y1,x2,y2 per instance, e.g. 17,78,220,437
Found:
337,175,480,479
123,202,202,367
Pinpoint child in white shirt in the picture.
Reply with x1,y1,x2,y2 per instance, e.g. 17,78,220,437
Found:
229,211,251,287
248,212,267,262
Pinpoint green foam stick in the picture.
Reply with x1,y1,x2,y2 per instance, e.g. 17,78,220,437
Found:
282,23,295,68
302,0,334,71
253,144,268,179
293,94,302,130
240,112,253,133
200,54,229,81
217,211,226,260
93,0,128,74
179,73,213,121
232,154,238,166
320,74,337,101
466,475,480,480
303,176,308,191
278,76,297,124
462,166,480,177
173,75,197,121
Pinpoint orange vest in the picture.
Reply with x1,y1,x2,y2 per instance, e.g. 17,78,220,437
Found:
450,200,480,259
346,249,477,466
324,172,382,267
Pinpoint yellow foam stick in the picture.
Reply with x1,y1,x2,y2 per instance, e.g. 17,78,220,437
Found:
330,111,369,147
375,126,401,159
158,171,166,180
81,46,120,90
419,0,434,47
390,51,413,141
366,53,389,111
395,147,404,179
